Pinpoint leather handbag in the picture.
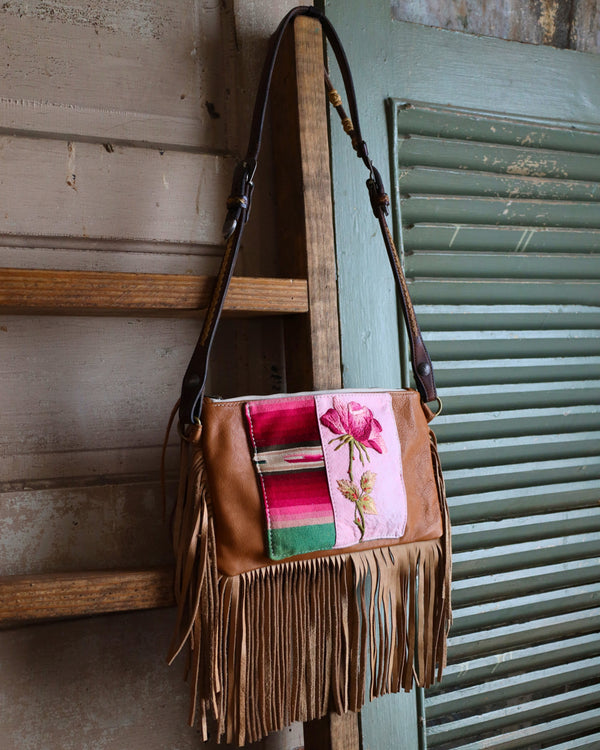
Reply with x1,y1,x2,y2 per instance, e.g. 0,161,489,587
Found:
166,6,451,745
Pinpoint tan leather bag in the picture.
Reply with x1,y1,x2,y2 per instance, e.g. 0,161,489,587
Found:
166,7,451,746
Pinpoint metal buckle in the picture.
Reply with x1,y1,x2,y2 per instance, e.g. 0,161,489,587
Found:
222,160,257,239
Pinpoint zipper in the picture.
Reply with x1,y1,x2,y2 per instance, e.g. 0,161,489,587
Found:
208,387,408,403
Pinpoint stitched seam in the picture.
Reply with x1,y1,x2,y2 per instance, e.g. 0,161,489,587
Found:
385,221,419,337
245,403,274,559
200,235,236,346
314,395,339,549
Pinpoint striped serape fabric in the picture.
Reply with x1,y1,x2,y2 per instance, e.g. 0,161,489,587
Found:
245,396,335,559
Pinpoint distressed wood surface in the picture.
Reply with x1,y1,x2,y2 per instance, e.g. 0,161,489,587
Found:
0,1,309,747
0,315,285,484
0,137,228,245
0,268,308,315
0,0,234,150
0,608,305,749
0,481,174,577
391,0,600,54
0,568,175,626
304,712,361,750
271,16,342,394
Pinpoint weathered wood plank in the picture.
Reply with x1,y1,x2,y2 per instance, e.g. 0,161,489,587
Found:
0,240,222,276
0,567,175,626
304,712,361,750
0,315,286,481
0,268,308,315
0,481,173,577
0,2,307,749
270,15,357,750
0,0,234,149
0,137,229,245
0,607,306,749
271,16,342,393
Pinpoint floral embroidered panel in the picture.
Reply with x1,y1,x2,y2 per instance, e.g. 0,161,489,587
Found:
245,392,408,559
315,393,407,548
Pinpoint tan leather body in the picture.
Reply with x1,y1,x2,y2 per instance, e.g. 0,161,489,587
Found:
200,389,443,576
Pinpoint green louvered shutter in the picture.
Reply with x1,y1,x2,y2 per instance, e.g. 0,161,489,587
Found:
389,100,600,749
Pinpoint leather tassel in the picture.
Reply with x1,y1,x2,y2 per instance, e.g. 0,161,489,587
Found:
168,438,452,746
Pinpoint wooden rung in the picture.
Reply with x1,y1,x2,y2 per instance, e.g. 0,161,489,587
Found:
0,567,175,626
0,268,309,315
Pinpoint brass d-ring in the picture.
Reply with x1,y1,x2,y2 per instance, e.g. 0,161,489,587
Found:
430,396,443,417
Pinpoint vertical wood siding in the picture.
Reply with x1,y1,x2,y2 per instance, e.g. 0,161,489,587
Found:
0,2,305,748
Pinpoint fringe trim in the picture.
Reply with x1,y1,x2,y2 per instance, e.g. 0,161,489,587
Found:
168,434,452,746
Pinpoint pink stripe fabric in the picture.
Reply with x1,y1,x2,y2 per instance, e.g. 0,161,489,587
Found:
245,397,336,558
247,397,319,448
261,472,331,513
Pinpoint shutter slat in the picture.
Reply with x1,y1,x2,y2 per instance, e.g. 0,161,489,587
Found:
435,383,600,413
397,135,600,181
433,632,600,693
451,560,600,607
410,279,599,306
447,608,600,662
451,582,600,633
444,456,600,494
426,335,600,360
406,223,600,252
434,406,600,441
427,685,600,747
431,363,600,389
402,196,600,228
399,166,600,201
394,102,600,153
426,657,600,713
435,710,600,750
415,304,600,330
448,481,600,522
407,252,600,280
452,507,600,549
452,534,600,580
390,99,600,748
442,433,600,468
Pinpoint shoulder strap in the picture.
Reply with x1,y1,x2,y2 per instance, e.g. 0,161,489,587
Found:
179,5,436,425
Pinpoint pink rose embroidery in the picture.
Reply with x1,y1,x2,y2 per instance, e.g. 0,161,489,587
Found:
319,397,386,540
320,397,386,454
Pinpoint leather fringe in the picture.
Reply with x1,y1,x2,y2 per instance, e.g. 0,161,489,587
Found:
167,435,451,746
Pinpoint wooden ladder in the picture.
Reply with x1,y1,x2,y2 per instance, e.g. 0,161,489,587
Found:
0,16,359,750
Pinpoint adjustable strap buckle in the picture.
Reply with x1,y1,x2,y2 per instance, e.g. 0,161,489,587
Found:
366,163,389,217
222,159,257,239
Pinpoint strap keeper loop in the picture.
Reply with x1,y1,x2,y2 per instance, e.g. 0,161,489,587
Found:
366,165,389,217
222,160,256,239
226,195,249,210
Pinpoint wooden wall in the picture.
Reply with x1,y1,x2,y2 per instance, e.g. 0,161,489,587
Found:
0,2,304,748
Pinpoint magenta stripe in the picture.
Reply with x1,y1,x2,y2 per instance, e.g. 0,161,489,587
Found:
246,398,319,448
262,472,331,508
